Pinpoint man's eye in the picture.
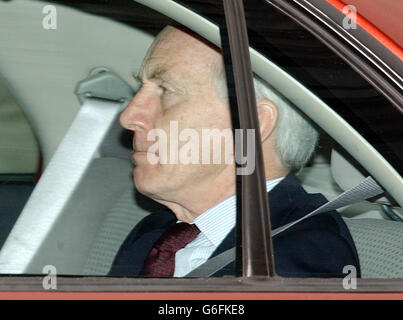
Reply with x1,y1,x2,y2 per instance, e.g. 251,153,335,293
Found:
160,86,173,95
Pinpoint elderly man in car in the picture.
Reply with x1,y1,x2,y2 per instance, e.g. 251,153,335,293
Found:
109,25,360,277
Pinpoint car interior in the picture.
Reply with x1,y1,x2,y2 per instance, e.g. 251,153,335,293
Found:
0,0,402,279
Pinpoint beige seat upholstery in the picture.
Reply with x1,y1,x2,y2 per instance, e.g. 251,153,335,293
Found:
298,144,403,278
0,80,39,174
331,147,403,278
24,157,157,275
343,218,403,278
82,187,151,275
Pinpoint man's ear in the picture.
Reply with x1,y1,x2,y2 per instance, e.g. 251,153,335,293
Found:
257,99,278,143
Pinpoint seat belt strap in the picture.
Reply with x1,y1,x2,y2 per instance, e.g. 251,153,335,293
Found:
185,176,383,277
185,248,236,277
272,176,383,236
0,69,133,274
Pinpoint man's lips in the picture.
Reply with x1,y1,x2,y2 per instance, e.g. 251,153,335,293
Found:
132,151,159,163
133,150,159,155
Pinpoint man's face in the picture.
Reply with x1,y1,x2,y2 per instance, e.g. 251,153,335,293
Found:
120,27,234,203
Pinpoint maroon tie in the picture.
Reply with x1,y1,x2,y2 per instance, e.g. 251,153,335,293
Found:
140,222,200,277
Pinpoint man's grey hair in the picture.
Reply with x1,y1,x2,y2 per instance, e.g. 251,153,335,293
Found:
216,71,318,172
169,24,318,172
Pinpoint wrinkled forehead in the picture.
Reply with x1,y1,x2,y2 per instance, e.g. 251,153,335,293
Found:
141,26,222,80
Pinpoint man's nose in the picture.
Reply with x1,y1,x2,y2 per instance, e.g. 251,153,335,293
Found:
119,89,153,132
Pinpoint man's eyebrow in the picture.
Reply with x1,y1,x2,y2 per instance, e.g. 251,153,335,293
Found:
133,68,181,91
149,68,169,81
136,61,169,82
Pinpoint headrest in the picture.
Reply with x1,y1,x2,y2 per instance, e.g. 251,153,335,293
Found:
330,148,366,192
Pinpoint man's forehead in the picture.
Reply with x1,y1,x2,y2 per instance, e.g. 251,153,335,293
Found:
157,26,207,50
140,26,221,79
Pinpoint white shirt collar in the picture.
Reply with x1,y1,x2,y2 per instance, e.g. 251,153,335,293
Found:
189,177,284,247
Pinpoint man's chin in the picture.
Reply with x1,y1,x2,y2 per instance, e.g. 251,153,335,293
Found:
133,166,159,197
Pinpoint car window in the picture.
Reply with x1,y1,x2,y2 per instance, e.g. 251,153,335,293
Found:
0,0,173,275
0,0,401,293
177,0,403,280
0,0,233,279
241,0,403,279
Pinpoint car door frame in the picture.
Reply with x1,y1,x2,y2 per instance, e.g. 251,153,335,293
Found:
0,0,402,295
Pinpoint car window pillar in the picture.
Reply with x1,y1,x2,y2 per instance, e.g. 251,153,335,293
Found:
221,0,275,278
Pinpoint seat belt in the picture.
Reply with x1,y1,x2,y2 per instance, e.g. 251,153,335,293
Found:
0,69,133,274
185,176,384,277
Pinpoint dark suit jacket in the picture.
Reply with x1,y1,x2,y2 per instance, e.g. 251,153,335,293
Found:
109,174,361,278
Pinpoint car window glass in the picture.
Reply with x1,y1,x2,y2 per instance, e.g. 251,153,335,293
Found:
0,0,401,283
177,0,402,280
242,0,403,279
0,0,171,276
0,0,239,279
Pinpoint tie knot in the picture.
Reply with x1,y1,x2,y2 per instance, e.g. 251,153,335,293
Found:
140,222,200,277
155,222,200,252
